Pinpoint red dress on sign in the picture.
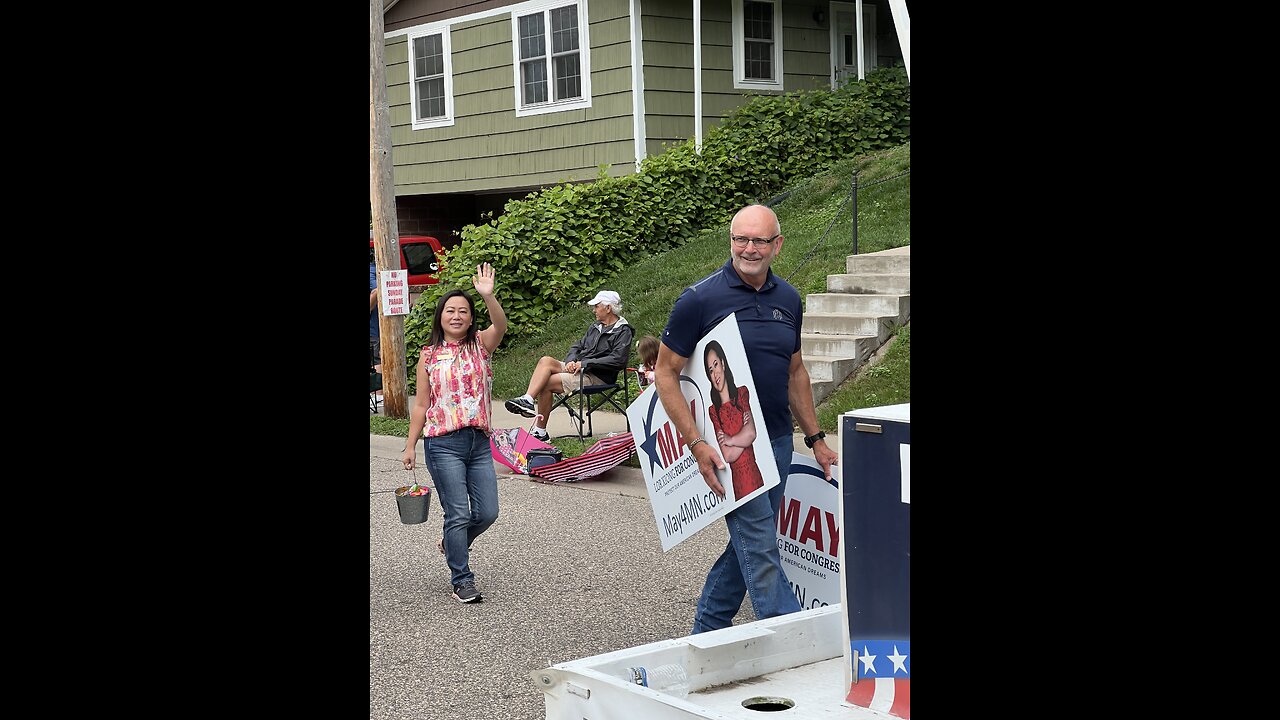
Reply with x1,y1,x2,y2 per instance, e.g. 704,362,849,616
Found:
708,387,765,500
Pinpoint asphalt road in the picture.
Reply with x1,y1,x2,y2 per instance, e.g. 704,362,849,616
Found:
369,404,764,720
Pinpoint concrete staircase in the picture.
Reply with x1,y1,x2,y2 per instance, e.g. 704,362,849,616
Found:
802,245,911,405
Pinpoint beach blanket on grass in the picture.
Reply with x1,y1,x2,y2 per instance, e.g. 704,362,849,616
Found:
527,433,636,483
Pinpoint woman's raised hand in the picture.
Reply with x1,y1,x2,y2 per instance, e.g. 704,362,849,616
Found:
472,262,495,296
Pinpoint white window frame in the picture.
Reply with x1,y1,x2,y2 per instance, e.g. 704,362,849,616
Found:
511,0,593,118
408,23,454,130
732,0,784,91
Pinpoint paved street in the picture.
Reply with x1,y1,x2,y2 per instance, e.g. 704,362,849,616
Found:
370,399,786,720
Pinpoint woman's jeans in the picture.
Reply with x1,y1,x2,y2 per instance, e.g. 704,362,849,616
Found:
423,427,499,588
692,434,801,633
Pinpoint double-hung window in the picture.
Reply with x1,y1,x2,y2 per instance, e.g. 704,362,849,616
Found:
512,1,592,117
732,0,784,91
409,24,454,129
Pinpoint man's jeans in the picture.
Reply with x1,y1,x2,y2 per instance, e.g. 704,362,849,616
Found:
423,427,499,588
692,434,802,633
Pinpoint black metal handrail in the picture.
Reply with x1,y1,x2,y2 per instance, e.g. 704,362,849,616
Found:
777,167,910,282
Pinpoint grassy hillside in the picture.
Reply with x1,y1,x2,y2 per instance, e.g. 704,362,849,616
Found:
373,142,911,452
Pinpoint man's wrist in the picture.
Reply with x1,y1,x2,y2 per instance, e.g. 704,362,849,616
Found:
688,437,707,450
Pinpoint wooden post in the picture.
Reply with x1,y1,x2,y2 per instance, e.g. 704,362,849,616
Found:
370,0,407,418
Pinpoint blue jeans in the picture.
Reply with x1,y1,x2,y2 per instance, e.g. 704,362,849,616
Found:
692,434,802,633
423,427,499,588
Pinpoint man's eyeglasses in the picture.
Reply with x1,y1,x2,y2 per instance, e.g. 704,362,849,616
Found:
731,234,780,248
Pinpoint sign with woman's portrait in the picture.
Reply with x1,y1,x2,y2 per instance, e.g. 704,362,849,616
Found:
627,314,780,551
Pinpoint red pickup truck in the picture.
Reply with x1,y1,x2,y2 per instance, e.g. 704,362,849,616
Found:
369,232,444,286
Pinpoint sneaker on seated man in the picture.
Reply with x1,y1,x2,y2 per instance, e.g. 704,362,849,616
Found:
505,290,634,440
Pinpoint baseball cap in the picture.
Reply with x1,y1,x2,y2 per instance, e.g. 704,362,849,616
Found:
587,290,621,306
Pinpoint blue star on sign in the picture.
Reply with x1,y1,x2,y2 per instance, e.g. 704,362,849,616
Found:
639,392,663,474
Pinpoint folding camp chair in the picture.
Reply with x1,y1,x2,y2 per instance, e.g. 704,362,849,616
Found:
369,342,383,413
550,366,642,440
370,369,383,412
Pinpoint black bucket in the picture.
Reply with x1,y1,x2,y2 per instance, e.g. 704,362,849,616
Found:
395,485,431,524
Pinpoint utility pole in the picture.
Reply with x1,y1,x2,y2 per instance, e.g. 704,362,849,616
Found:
370,0,407,418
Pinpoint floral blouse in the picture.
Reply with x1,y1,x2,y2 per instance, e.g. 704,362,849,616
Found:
421,340,493,438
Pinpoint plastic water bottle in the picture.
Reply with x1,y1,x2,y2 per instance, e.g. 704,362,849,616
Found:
625,664,689,698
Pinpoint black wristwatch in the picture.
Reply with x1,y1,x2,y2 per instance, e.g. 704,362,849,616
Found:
803,431,826,448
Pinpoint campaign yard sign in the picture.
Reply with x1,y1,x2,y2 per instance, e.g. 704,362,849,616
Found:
627,314,779,551
777,453,842,611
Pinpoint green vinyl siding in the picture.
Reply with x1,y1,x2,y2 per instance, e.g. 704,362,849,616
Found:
700,93,756,121
397,118,635,166
640,2,829,141
396,140,637,195
449,16,512,56
588,40,635,73
641,90,692,116
383,0,833,198
390,94,636,153
640,2,729,140
639,14,695,44
588,14,632,45
641,40,694,69
783,23,836,88
644,114,695,138
590,66,635,98
388,1,637,195
643,65,706,93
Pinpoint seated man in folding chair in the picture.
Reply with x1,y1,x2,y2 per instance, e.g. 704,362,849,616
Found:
505,290,635,441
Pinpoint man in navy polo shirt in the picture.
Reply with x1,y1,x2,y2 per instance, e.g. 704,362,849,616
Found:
654,203,839,633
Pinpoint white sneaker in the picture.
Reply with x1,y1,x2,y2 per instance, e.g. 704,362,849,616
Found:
530,427,549,441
